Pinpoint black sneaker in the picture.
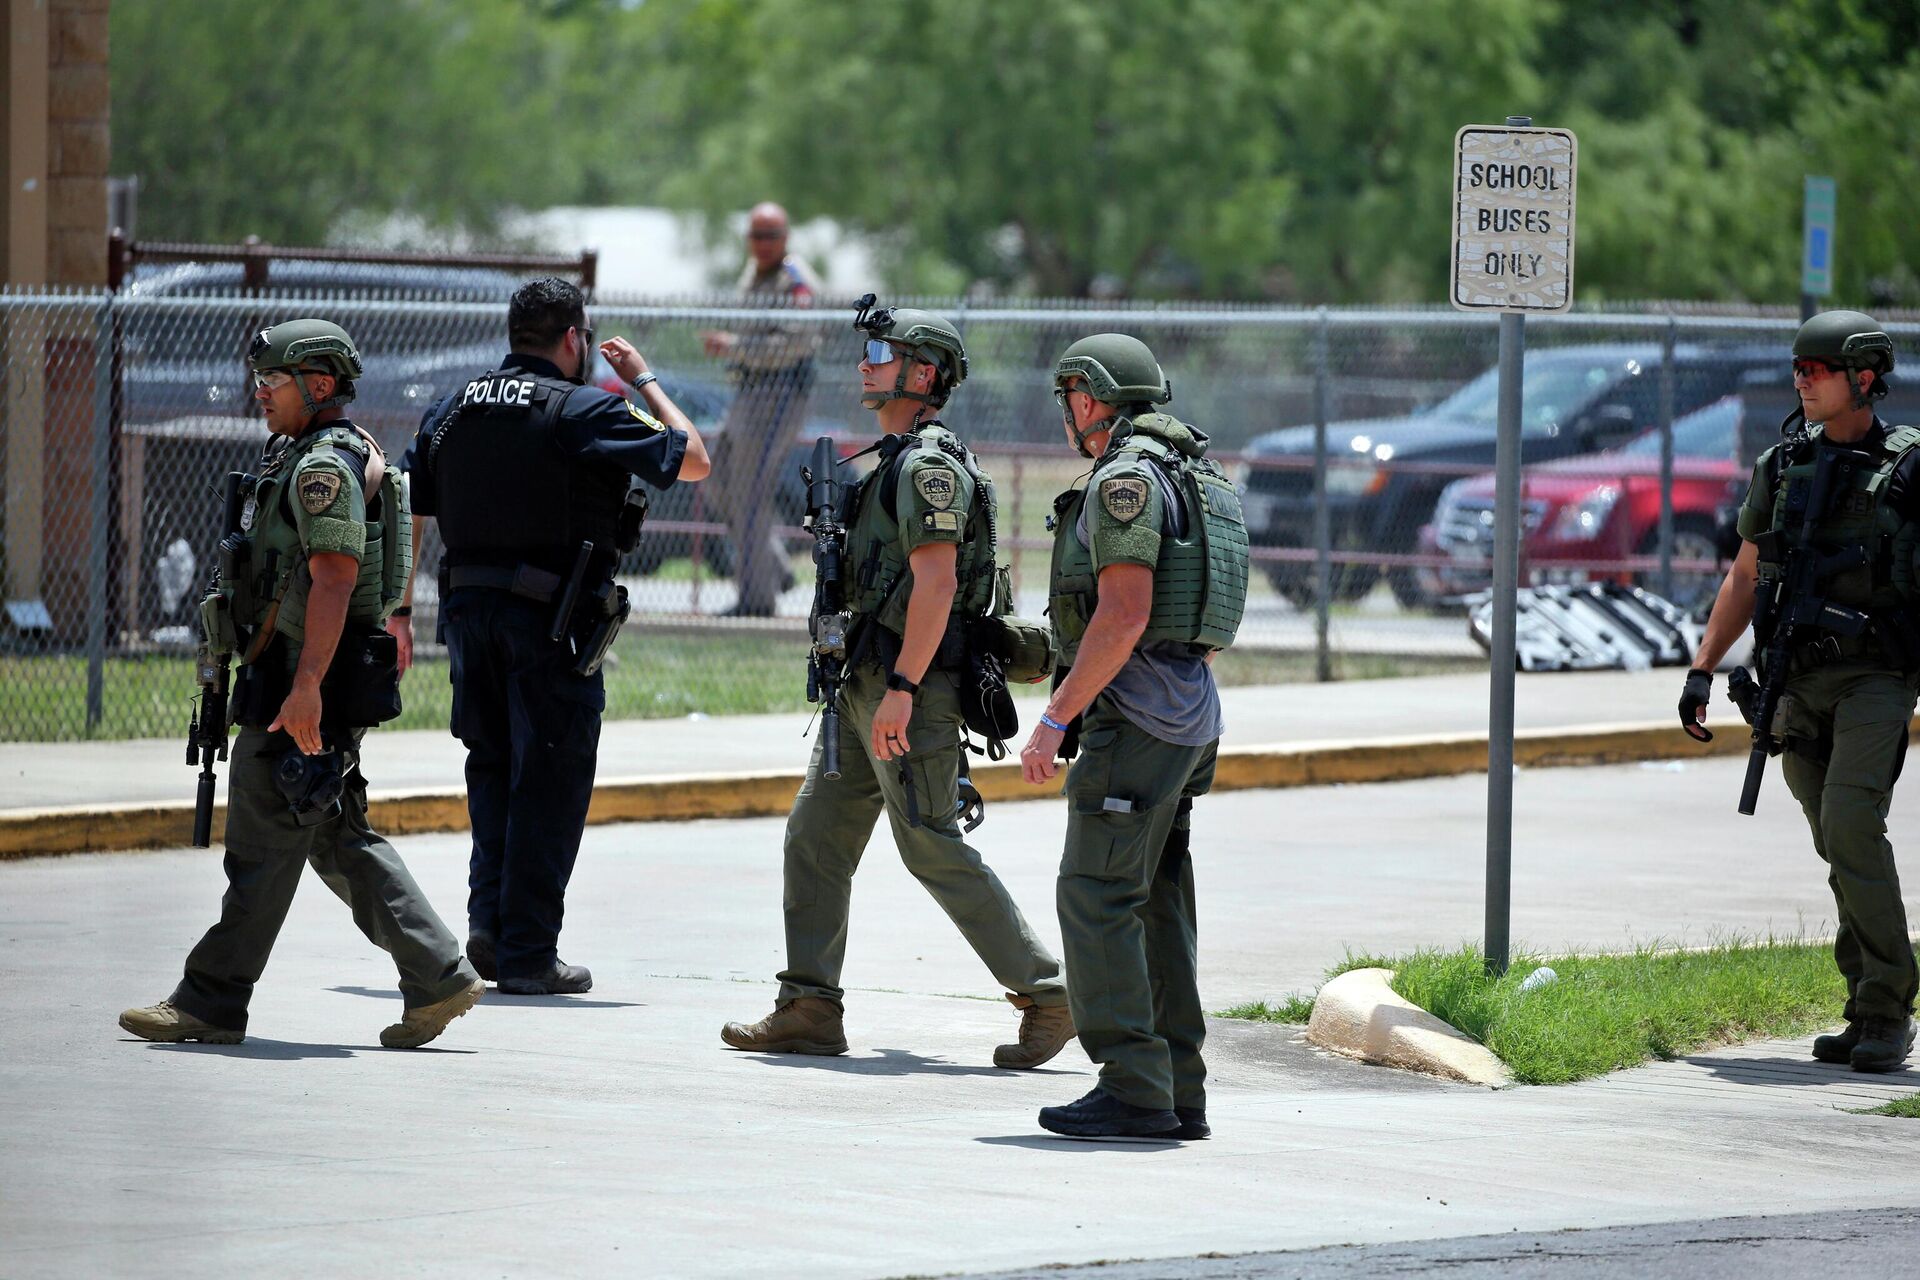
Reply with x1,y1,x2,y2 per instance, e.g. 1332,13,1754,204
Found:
498,961,593,996
1812,1021,1861,1064
1850,1016,1915,1074
467,932,498,984
1038,1087,1179,1139
1172,1106,1210,1140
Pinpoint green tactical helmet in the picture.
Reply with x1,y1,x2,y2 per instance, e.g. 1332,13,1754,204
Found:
248,318,361,413
248,318,364,381
1053,333,1171,407
852,294,968,409
1794,309,1895,377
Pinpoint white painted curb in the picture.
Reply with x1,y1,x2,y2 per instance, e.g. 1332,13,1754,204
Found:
1306,967,1513,1088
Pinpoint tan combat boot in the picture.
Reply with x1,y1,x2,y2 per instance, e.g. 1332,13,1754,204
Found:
994,993,1075,1069
380,978,485,1049
118,1001,244,1045
721,997,848,1055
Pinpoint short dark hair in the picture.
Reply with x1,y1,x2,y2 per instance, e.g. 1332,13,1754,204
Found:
508,277,586,351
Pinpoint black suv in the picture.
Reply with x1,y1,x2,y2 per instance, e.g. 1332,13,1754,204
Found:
1238,343,1779,609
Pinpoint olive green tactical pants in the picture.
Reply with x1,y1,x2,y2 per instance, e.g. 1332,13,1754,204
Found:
779,666,1067,1008
1056,701,1218,1111
170,726,477,1032
1777,663,1920,1023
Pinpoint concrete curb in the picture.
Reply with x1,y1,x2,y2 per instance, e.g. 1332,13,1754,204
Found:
0,716,1745,861
1306,967,1513,1088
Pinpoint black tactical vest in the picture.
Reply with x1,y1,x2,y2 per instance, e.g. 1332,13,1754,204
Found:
428,366,627,571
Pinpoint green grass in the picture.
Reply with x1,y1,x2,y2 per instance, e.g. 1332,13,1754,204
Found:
1858,1095,1920,1118
1224,939,1847,1085
1,628,1476,741
1220,993,1319,1024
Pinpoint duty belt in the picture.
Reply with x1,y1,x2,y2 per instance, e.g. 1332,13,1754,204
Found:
443,563,563,603
1789,626,1891,674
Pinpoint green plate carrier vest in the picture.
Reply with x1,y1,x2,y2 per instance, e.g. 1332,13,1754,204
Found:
844,424,1000,639
1757,424,1920,621
1047,413,1249,664
211,424,412,658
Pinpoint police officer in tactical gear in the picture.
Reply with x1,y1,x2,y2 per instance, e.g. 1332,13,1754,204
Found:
1023,333,1249,1138
401,278,710,996
120,319,484,1050
721,298,1073,1066
1682,309,1920,1073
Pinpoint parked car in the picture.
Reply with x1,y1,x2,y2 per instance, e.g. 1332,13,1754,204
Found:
1417,394,1746,612
1238,343,1778,609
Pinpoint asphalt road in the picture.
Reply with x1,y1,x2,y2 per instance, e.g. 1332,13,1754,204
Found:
4,756,1916,1277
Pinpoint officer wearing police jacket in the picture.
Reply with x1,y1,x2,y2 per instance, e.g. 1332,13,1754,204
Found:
399,278,710,995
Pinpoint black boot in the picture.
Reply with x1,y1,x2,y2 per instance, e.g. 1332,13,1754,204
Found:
466,932,498,984
498,961,593,996
1171,1106,1210,1140
1038,1088,1178,1139
1850,1016,1915,1074
1811,1021,1861,1063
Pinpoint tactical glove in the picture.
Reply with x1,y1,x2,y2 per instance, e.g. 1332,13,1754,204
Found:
1679,667,1714,742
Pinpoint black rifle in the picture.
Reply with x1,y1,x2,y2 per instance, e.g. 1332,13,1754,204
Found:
803,436,852,779
186,471,250,848
1738,444,1874,814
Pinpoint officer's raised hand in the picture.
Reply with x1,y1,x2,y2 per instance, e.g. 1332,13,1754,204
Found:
599,335,651,385
1679,667,1714,742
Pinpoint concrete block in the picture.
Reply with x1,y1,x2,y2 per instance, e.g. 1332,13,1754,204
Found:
47,177,103,231
49,227,106,285
1307,967,1513,1087
52,8,109,67
48,64,109,121
51,121,110,177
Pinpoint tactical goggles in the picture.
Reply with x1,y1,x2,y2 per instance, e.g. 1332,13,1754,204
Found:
250,367,324,391
862,338,902,366
1792,357,1844,381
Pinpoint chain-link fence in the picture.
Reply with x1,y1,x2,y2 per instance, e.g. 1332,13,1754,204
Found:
5,285,1917,740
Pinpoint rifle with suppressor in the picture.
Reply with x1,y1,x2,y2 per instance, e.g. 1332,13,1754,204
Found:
1735,443,1875,815
803,436,852,780
186,471,251,847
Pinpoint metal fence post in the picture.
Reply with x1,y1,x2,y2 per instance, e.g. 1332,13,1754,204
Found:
85,293,113,734
1312,307,1332,683
1658,312,1676,600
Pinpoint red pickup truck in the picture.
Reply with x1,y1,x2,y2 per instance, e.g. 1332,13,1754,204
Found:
1415,395,1744,610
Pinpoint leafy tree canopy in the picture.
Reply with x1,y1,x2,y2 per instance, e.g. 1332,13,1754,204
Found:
111,0,1920,304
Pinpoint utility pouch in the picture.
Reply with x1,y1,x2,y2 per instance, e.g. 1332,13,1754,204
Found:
230,639,293,728
967,614,1058,685
573,583,631,677
321,624,403,729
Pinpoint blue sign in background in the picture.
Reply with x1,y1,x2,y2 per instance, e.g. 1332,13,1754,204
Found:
1803,175,1835,296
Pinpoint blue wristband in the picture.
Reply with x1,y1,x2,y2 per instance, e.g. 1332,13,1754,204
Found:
1039,713,1070,733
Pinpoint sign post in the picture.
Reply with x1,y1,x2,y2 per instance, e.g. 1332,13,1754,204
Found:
1451,116,1578,976
1802,175,1834,321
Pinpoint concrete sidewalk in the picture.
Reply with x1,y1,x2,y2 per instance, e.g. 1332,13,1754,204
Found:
3,668,1727,857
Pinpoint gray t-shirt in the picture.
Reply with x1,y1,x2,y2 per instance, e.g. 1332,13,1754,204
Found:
1075,463,1224,747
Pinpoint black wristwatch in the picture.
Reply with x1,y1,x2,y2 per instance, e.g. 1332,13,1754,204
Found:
886,671,920,694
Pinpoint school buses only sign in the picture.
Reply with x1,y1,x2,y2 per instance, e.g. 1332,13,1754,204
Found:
1450,124,1578,313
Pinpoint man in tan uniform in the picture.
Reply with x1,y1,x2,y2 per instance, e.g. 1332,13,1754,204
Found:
701,201,823,616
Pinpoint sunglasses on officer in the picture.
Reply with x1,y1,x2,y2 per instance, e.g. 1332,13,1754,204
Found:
1792,357,1843,381
862,338,902,366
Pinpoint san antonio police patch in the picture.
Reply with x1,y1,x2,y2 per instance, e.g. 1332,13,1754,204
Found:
1099,476,1149,523
299,471,343,515
914,465,957,511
